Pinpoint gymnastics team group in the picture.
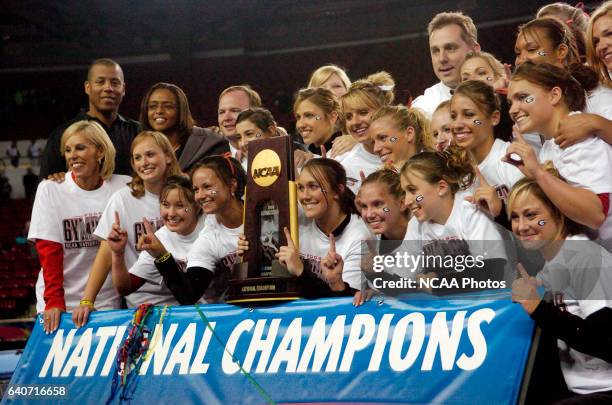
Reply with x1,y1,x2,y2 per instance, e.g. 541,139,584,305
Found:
27,2,612,401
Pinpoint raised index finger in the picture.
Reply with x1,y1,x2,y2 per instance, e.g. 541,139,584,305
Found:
516,262,530,279
473,165,488,186
114,211,121,227
328,233,336,255
283,227,295,249
143,217,154,235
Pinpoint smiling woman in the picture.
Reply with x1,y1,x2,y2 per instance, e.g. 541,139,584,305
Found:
139,82,229,172
72,131,183,327
27,120,131,333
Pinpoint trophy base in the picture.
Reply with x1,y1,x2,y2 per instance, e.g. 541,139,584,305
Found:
225,276,302,305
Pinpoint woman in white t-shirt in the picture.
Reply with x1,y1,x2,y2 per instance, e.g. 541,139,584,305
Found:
553,3,612,149
369,104,433,172
138,154,246,304
334,72,394,192
106,176,204,305
353,168,410,305
509,171,612,402
451,79,524,220
514,17,612,148
28,120,130,333
401,147,507,286
238,158,372,297
72,131,182,327
506,62,612,250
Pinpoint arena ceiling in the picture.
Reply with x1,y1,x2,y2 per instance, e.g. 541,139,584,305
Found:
0,0,576,70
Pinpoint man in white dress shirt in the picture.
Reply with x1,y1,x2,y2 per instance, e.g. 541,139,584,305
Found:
412,12,480,117
217,85,262,167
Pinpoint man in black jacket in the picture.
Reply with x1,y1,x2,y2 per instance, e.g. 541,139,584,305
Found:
39,58,139,179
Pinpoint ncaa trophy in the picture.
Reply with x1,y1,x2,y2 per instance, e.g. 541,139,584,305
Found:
225,135,302,303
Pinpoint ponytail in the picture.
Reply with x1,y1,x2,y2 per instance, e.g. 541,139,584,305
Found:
401,146,474,195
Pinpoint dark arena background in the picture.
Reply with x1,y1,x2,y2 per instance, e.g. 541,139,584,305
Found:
0,0,609,403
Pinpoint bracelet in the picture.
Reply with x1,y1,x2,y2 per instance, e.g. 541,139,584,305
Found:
155,252,172,263
79,299,94,307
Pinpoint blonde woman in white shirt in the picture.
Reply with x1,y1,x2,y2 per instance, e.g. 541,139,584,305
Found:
73,131,182,327
28,120,129,333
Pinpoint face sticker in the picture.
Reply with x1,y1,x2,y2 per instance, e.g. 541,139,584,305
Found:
210,190,218,195
185,208,190,212
415,195,424,203
536,50,547,56
473,119,483,126
524,95,535,104
486,77,493,81
389,136,398,143
538,219,546,226
382,207,391,213
315,116,322,121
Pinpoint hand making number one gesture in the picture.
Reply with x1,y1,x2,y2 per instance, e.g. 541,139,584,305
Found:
511,263,542,314
276,227,304,276
321,233,346,292
464,165,503,217
106,211,128,255
137,218,167,259
503,130,542,179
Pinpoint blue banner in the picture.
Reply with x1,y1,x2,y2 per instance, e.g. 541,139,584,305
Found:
4,290,534,404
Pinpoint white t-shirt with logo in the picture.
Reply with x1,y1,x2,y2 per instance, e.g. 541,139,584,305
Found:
335,143,382,194
188,215,243,301
94,186,164,307
298,214,373,289
411,82,453,118
28,173,130,312
403,197,508,276
478,138,525,200
536,234,612,394
129,216,206,305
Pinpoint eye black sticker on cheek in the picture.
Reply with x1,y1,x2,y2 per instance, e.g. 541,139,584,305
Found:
473,120,483,126
315,116,322,121
382,207,390,213
389,137,398,143
416,195,424,203
211,190,218,195
486,77,493,81
537,50,547,56
524,96,535,104
538,220,546,226
185,208,190,212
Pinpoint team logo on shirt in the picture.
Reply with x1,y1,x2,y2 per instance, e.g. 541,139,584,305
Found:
134,218,165,250
62,213,102,249
495,184,510,201
251,149,281,187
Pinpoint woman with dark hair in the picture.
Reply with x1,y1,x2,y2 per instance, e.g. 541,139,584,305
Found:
140,82,229,172
137,155,246,304
238,158,373,298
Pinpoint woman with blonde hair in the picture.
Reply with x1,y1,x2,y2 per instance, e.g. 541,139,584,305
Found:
28,120,130,333
308,64,351,98
72,130,182,327
369,104,433,171
334,71,395,191
509,170,612,402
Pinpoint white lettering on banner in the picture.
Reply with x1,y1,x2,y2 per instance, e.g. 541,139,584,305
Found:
243,319,281,373
222,319,255,374
37,309,496,378
267,318,302,373
189,322,215,374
